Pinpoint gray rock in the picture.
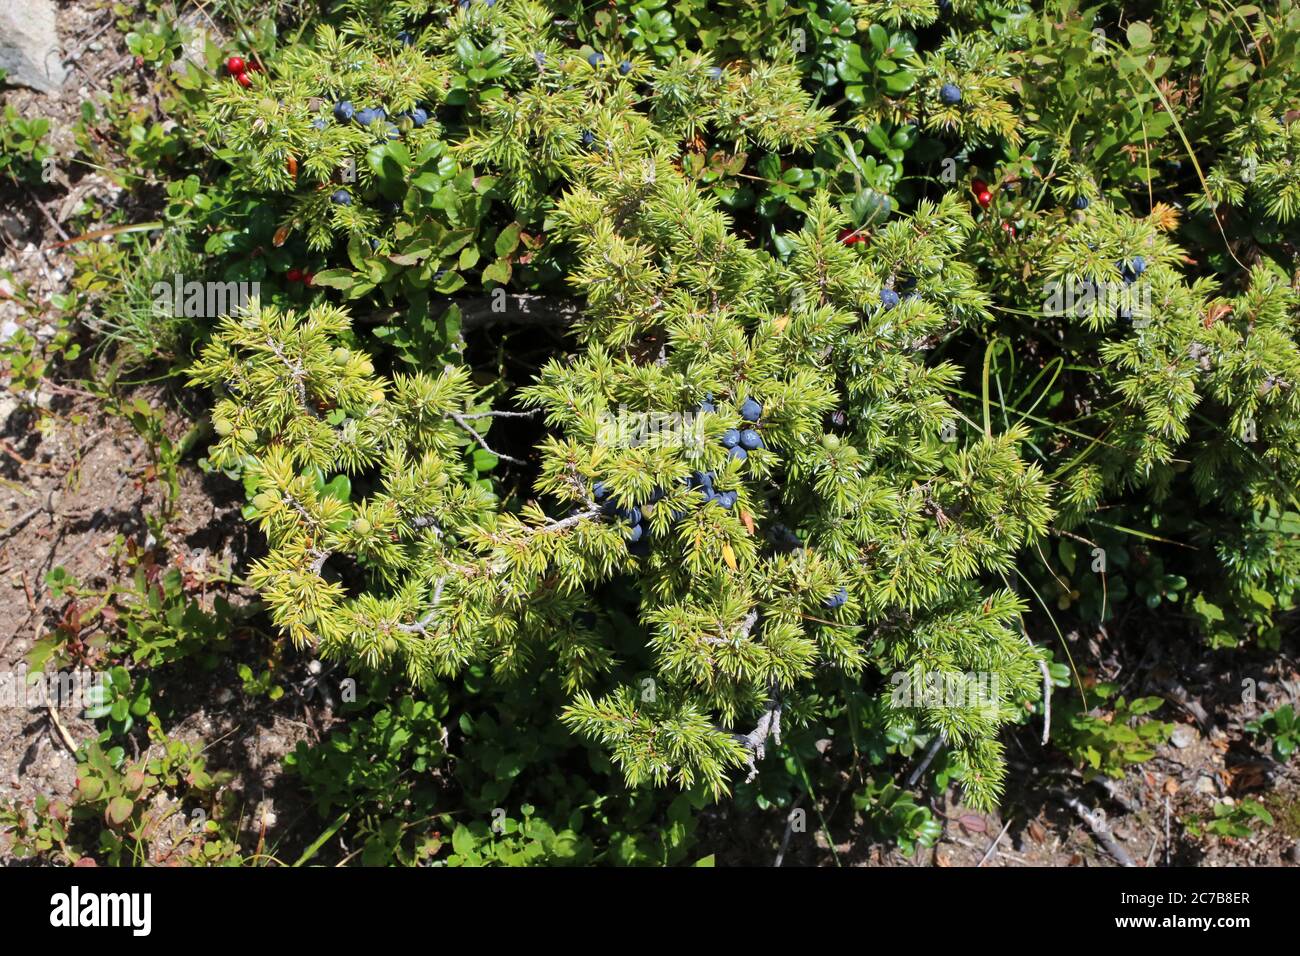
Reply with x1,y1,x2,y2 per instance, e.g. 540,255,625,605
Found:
0,0,66,94
1170,724,1197,748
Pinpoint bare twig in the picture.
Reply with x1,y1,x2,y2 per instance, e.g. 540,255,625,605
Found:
906,733,945,787
530,503,601,537
704,609,758,646
774,794,806,867
456,409,540,420
397,577,447,635
264,337,323,420
978,818,1014,867
0,505,43,543
1057,792,1136,867
46,702,78,754
1023,630,1051,745
448,410,525,465
25,188,71,242
734,692,782,784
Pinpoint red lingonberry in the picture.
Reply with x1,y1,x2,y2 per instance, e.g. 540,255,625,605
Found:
226,56,245,74
971,178,989,194
1001,221,1017,239
247,59,263,71
235,72,252,87
976,190,993,209
302,272,315,286
839,227,865,245
286,268,303,282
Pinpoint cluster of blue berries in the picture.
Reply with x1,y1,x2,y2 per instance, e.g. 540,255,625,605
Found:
332,100,428,135
716,395,765,464
587,395,769,554
681,395,762,511
1115,254,1147,322
593,482,663,556
1118,255,1147,283
685,470,738,509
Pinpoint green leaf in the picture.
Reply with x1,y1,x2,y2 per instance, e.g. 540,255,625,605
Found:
482,259,512,286
451,825,475,858
308,269,354,290
321,474,352,502
1126,22,1152,49
106,796,134,827
494,222,522,258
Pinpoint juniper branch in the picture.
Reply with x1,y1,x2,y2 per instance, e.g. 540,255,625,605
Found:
734,691,782,784
448,409,526,465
